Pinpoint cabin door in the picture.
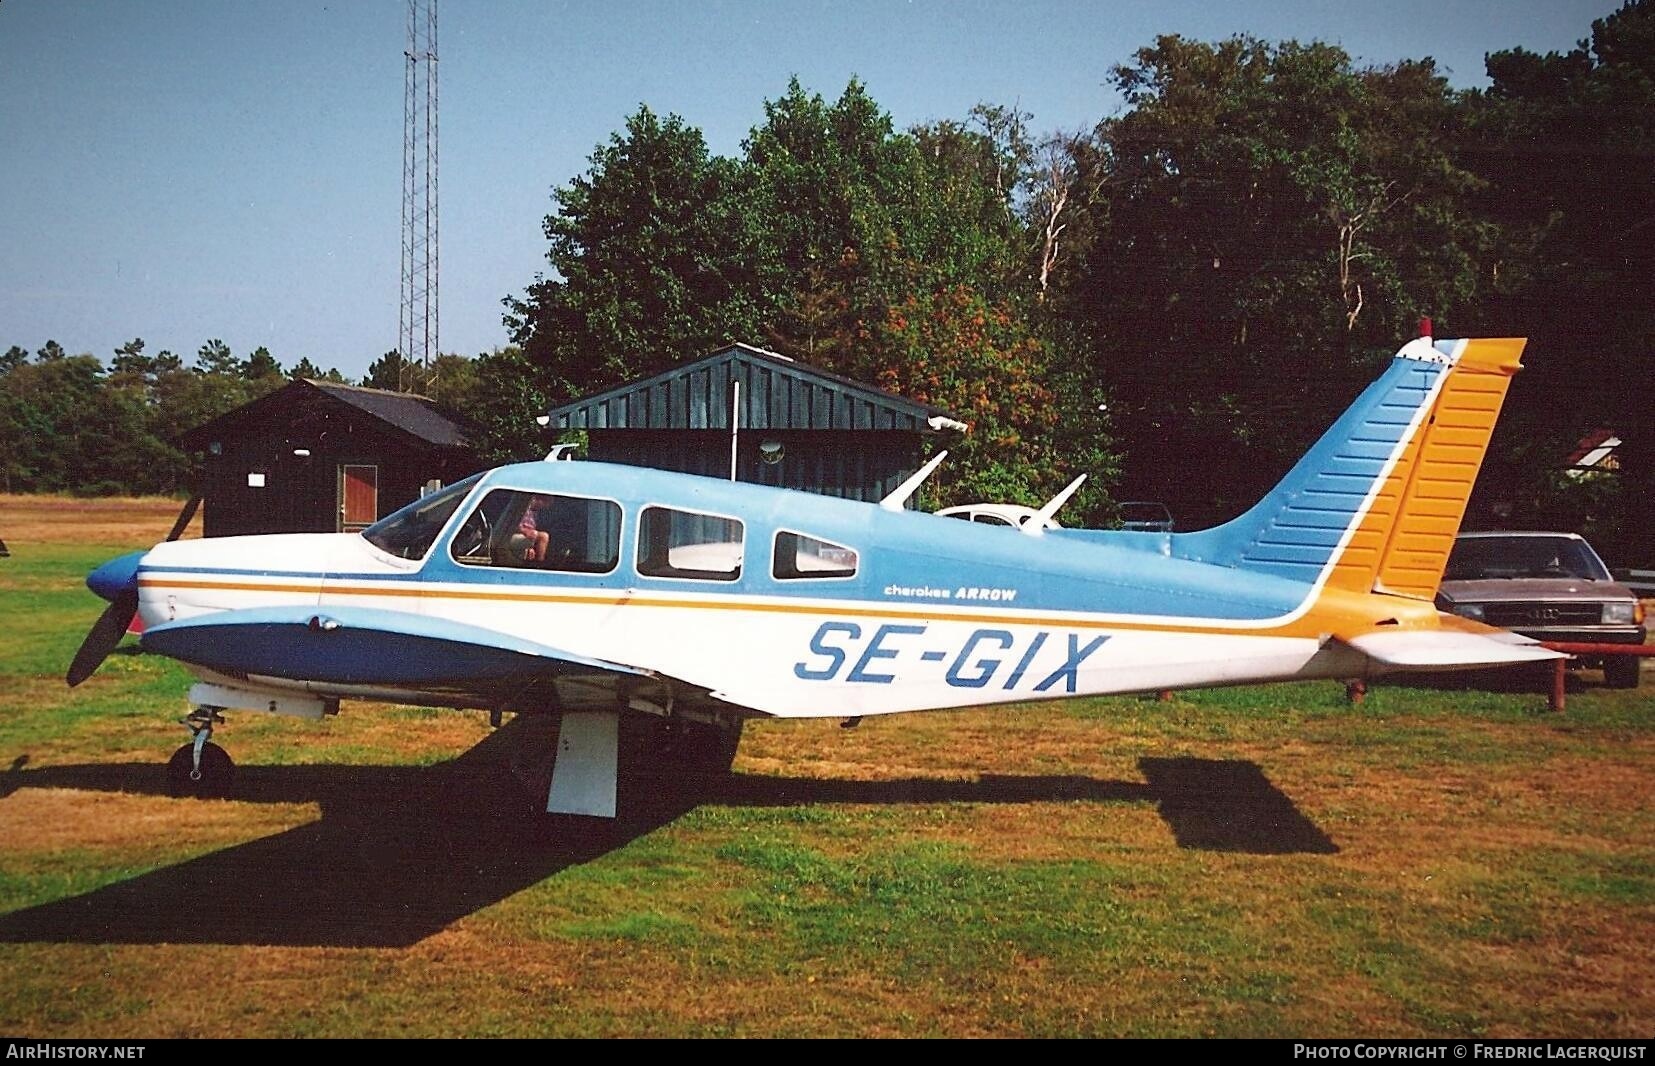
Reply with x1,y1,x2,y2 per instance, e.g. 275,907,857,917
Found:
338,464,379,532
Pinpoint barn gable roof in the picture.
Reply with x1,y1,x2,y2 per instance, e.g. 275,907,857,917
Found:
547,343,953,432
178,379,473,452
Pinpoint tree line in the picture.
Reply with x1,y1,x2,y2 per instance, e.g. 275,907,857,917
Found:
5,3,1650,562
0,338,478,496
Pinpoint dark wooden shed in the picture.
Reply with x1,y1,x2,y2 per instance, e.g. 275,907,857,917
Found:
546,344,958,503
178,379,480,538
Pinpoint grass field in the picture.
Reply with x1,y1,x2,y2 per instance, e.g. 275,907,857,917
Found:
0,495,1651,1037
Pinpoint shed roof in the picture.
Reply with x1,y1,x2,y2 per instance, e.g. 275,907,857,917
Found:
547,343,953,432
178,378,473,452
1563,428,1622,473
305,380,472,448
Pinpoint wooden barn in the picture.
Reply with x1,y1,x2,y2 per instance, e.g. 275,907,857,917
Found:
546,344,960,503
179,379,480,538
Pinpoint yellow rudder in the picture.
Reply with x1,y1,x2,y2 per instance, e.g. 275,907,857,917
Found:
1371,338,1525,600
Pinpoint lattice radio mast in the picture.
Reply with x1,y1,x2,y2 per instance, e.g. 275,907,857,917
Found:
399,0,438,392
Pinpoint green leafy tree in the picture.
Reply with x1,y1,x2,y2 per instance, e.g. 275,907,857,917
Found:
110,337,151,378
0,354,183,494
364,349,413,391
504,105,767,402
743,83,1106,507
1059,35,1493,524
426,352,480,412
498,80,1121,509
468,346,551,464
194,338,237,375
242,345,282,381
744,80,906,301
288,356,349,383
1,346,28,374
1464,0,1655,564
0,355,104,490
846,285,1115,518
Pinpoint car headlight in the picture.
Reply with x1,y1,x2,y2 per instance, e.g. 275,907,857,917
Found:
1454,603,1486,621
1603,602,1637,625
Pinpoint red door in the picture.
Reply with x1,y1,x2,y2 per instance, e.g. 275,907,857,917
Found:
339,465,379,532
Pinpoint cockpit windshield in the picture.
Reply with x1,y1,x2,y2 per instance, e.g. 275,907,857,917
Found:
361,474,482,560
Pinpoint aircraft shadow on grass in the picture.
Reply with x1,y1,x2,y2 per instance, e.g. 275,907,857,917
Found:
0,719,1335,948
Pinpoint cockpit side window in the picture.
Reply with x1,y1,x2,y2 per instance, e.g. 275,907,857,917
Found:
450,489,621,573
636,506,743,581
773,531,858,580
361,474,481,561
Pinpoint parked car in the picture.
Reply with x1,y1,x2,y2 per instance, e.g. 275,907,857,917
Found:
935,503,1061,530
1118,501,1174,532
1436,531,1646,688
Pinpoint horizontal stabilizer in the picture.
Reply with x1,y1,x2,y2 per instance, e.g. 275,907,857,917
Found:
1345,629,1563,669
141,605,651,686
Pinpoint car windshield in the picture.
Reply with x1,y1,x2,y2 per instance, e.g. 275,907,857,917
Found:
1444,535,1611,582
361,474,482,560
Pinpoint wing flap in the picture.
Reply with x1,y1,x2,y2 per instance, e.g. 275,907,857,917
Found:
141,605,651,686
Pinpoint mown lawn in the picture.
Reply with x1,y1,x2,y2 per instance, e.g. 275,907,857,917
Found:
0,512,1650,1037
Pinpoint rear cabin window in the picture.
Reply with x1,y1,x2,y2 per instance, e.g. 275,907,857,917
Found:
773,531,858,580
637,506,743,581
450,489,621,573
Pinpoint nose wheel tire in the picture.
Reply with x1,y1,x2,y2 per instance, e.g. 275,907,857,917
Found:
165,741,235,799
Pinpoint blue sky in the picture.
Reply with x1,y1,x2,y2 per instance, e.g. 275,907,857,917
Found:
0,0,1610,380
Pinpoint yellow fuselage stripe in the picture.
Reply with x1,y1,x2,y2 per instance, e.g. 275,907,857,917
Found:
137,575,1431,641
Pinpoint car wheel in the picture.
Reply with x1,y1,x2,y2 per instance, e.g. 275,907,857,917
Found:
1604,653,1641,689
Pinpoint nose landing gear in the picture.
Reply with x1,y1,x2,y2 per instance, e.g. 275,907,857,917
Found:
165,707,235,799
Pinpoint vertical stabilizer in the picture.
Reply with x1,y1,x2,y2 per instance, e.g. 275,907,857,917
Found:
1175,338,1524,602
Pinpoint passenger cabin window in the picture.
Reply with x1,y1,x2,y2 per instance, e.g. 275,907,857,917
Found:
773,531,858,580
362,473,481,560
450,489,621,573
637,506,743,581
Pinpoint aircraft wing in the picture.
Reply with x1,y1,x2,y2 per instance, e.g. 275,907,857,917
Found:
139,605,657,688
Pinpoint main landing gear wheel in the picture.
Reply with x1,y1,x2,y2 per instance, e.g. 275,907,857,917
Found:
165,708,235,799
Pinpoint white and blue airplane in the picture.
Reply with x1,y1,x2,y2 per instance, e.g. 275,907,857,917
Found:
68,335,1559,818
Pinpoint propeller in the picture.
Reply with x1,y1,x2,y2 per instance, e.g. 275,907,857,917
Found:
66,588,139,687
65,494,200,688
165,494,201,543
